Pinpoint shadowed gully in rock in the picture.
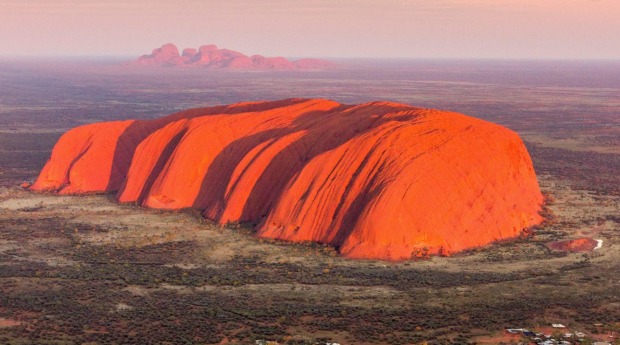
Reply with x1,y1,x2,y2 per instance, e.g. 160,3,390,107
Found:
31,98,543,260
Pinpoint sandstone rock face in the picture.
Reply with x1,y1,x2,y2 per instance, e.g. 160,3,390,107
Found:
139,43,181,64
133,43,333,69
31,99,543,260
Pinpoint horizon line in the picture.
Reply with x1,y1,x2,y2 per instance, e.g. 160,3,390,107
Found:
0,55,619,62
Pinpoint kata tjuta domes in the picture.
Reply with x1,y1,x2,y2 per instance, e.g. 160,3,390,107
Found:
30,99,544,260
131,43,333,69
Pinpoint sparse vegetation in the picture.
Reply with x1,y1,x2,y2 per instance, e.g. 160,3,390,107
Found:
0,60,618,344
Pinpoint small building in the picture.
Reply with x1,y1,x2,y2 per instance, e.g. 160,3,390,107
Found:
506,328,526,334
255,341,279,345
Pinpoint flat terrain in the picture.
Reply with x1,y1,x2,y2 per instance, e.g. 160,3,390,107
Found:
0,59,618,344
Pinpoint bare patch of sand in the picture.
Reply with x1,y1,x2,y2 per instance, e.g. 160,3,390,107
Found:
0,318,21,328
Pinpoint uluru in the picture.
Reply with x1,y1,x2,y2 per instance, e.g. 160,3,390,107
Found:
30,99,543,260
132,43,333,69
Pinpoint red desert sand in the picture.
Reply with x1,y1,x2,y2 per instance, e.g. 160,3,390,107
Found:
30,99,543,260
547,237,598,252
132,43,333,69
0,318,21,328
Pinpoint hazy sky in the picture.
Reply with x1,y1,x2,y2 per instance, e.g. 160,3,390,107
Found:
1,0,619,59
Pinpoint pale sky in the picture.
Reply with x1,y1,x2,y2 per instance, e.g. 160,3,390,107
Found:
1,0,619,59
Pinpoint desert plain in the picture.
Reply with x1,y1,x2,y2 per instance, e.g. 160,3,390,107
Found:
0,59,618,344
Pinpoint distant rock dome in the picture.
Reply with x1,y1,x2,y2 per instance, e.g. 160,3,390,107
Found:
132,43,333,70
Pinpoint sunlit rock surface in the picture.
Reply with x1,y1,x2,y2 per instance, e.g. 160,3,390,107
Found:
31,99,543,260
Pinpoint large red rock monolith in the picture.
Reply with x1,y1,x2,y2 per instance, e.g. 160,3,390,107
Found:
31,99,544,260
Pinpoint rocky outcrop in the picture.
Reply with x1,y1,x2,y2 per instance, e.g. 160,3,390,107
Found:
133,43,333,69
31,99,544,260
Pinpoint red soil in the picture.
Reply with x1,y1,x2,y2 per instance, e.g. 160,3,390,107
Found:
133,43,333,70
0,318,21,328
547,237,598,252
30,99,543,260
